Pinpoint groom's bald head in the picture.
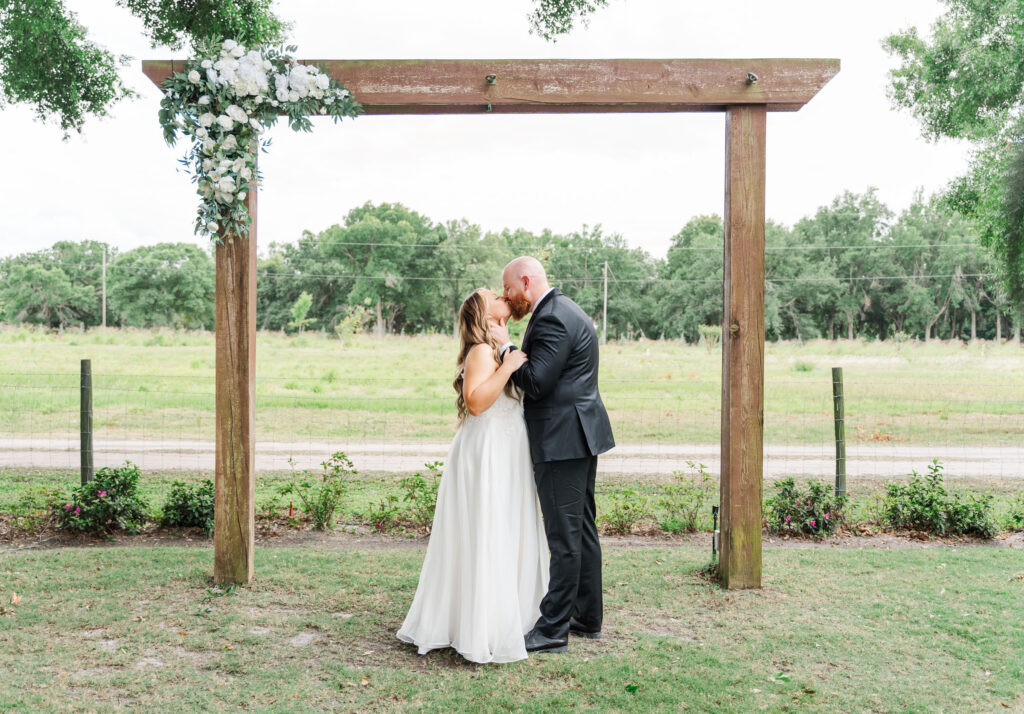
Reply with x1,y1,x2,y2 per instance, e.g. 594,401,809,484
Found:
502,256,550,319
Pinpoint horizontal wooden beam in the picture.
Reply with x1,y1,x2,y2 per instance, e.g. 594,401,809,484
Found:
142,58,838,114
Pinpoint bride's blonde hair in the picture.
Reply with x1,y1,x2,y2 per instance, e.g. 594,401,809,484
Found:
453,289,517,422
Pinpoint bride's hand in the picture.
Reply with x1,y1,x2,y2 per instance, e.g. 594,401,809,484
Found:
503,349,528,371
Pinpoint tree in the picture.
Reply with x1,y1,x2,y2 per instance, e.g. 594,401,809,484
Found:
288,291,314,333
884,0,1024,307
528,0,610,41
108,243,214,328
1,263,79,328
0,0,285,137
0,240,110,326
655,215,724,342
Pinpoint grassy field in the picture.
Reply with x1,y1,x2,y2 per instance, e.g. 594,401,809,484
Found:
2,543,1023,712
0,326,1021,446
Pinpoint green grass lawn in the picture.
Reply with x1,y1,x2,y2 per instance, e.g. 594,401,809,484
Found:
1,544,1022,712
0,327,1021,446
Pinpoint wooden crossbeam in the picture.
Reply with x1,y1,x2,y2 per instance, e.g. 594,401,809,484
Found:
142,58,838,113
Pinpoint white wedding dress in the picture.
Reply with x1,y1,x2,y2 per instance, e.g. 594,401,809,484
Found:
397,391,549,664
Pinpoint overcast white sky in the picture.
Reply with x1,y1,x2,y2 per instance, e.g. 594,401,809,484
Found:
0,0,969,261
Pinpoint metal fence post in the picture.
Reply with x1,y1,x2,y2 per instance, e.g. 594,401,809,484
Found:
81,359,94,485
832,366,846,498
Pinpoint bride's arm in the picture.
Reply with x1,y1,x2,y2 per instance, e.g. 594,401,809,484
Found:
463,343,527,416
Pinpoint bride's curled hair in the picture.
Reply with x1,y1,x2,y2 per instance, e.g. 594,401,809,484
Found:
453,289,519,422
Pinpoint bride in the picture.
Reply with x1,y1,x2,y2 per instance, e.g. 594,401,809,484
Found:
397,288,549,664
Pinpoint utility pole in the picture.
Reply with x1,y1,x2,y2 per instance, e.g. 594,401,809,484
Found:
101,246,107,328
602,261,608,345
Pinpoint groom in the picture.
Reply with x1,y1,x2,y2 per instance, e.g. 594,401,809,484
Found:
494,256,615,653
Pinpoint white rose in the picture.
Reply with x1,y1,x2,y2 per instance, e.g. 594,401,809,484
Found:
188,70,201,84
202,138,217,153
274,74,289,90
218,67,235,85
226,104,248,123
216,115,234,131
288,90,299,103
222,39,238,51
207,221,219,232
206,69,218,84
231,46,244,58
194,127,208,139
213,58,228,71
270,99,279,106
198,95,211,105
201,59,213,69
275,88,289,103
222,135,238,152
198,112,215,127
232,158,246,172
202,158,214,172
316,74,330,90
237,191,247,202
239,167,253,180
217,176,236,194
262,60,272,71
324,96,334,105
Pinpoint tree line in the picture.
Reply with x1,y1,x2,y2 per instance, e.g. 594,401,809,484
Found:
2,191,1021,343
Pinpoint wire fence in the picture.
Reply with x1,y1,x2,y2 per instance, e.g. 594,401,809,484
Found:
1,367,1021,490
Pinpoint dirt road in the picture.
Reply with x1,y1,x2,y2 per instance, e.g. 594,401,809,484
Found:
1,438,1020,481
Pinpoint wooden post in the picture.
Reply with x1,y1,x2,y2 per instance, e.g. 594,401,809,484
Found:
832,367,846,498
214,188,258,585
80,359,94,485
719,104,766,589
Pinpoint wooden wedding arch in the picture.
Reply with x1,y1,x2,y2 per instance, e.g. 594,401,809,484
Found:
143,57,839,589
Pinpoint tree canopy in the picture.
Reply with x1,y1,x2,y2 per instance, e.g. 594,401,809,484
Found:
884,0,1024,306
0,0,608,137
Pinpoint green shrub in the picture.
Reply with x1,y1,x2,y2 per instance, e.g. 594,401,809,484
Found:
400,461,442,531
658,461,715,533
765,477,846,537
279,452,356,530
600,487,650,535
54,462,149,534
882,460,997,537
364,493,403,532
161,479,215,535
1005,491,1024,531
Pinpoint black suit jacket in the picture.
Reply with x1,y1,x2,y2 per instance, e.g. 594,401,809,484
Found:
510,289,615,464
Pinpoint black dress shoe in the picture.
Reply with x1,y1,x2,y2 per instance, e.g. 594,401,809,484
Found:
569,617,602,639
524,628,568,653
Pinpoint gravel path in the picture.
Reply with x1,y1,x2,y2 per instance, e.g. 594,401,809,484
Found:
1,438,1021,480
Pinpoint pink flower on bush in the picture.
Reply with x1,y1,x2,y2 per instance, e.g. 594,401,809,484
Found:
810,519,816,527
98,491,107,498
64,503,72,510
784,515,791,523
807,502,812,509
824,512,831,520
74,506,81,515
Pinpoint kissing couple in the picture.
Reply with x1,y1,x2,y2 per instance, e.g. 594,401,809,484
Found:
397,256,615,663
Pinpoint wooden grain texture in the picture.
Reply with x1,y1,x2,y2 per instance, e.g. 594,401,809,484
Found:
142,58,839,114
214,189,257,585
720,105,766,590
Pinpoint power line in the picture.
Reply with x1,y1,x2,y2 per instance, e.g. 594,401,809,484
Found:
3,261,1000,284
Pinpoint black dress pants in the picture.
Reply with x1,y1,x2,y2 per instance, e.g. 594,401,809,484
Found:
532,455,602,639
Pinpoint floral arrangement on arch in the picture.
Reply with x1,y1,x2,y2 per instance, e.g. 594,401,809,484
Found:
158,39,362,243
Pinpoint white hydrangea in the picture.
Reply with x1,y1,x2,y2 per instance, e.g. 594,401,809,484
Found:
162,39,357,242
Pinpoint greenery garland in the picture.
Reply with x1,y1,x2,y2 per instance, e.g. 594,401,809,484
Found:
157,39,362,243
